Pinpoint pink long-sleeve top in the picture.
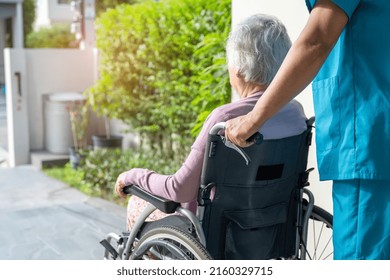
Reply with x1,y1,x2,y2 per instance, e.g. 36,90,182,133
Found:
124,91,308,209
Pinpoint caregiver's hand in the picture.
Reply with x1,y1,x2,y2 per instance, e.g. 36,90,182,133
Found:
225,112,260,148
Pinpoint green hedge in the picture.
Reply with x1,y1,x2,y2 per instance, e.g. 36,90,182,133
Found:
44,147,180,206
26,24,78,48
95,0,141,16
88,0,231,162
79,148,179,200
23,0,36,44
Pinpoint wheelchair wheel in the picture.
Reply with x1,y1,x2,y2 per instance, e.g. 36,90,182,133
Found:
130,226,212,260
300,204,333,260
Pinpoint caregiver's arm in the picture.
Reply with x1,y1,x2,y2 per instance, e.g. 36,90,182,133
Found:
225,0,348,147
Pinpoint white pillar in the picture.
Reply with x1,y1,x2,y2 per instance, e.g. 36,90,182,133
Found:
4,48,29,166
12,1,24,48
0,19,6,84
80,0,96,50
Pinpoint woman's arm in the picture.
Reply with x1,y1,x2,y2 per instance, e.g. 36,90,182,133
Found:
114,145,204,202
115,109,229,203
225,0,348,147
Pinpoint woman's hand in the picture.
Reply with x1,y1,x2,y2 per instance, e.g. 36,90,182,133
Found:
115,172,128,198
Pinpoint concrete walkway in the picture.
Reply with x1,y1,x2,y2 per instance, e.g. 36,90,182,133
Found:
0,91,127,260
0,165,127,260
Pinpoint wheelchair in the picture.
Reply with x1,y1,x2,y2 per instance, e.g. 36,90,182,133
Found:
100,117,333,260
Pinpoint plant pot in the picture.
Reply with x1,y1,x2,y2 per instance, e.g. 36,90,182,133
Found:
68,147,81,169
91,135,123,150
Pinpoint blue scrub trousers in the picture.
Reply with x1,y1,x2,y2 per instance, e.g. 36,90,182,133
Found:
333,179,390,259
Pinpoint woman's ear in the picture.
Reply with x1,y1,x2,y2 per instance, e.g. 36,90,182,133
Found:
234,68,242,78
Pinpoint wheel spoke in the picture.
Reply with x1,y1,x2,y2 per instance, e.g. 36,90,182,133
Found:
302,205,334,260
312,220,317,259
130,226,212,260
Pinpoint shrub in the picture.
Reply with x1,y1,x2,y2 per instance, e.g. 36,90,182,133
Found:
95,0,141,16
44,147,180,206
23,0,36,44
78,148,179,202
87,0,231,163
26,24,78,48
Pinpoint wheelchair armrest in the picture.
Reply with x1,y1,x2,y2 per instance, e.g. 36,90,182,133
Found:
123,184,180,214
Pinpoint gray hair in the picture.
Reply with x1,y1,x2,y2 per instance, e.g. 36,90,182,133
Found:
226,14,292,86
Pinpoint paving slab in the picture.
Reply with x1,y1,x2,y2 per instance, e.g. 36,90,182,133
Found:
0,165,127,260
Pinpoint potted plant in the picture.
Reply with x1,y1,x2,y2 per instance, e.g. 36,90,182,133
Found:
84,85,123,150
67,99,89,168
91,115,123,150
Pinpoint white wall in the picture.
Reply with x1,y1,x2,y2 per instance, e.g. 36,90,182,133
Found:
24,49,95,150
4,48,29,166
4,48,101,165
232,0,333,213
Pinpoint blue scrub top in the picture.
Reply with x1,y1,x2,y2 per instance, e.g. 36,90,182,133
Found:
305,0,390,180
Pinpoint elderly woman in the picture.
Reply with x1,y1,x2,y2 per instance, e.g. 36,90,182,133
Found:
115,14,308,229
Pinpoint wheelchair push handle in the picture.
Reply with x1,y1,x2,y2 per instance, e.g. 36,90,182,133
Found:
209,122,263,144
209,122,263,165
246,131,263,144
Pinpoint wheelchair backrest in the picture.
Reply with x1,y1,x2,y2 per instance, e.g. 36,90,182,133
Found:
199,119,313,259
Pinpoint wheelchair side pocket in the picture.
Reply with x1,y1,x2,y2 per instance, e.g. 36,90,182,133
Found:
224,203,288,259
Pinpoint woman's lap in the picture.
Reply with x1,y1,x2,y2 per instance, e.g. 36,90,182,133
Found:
127,195,169,230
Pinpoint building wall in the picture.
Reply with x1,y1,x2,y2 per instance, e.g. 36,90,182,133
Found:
34,0,50,29
35,0,73,30
232,0,333,213
48,0,73,24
